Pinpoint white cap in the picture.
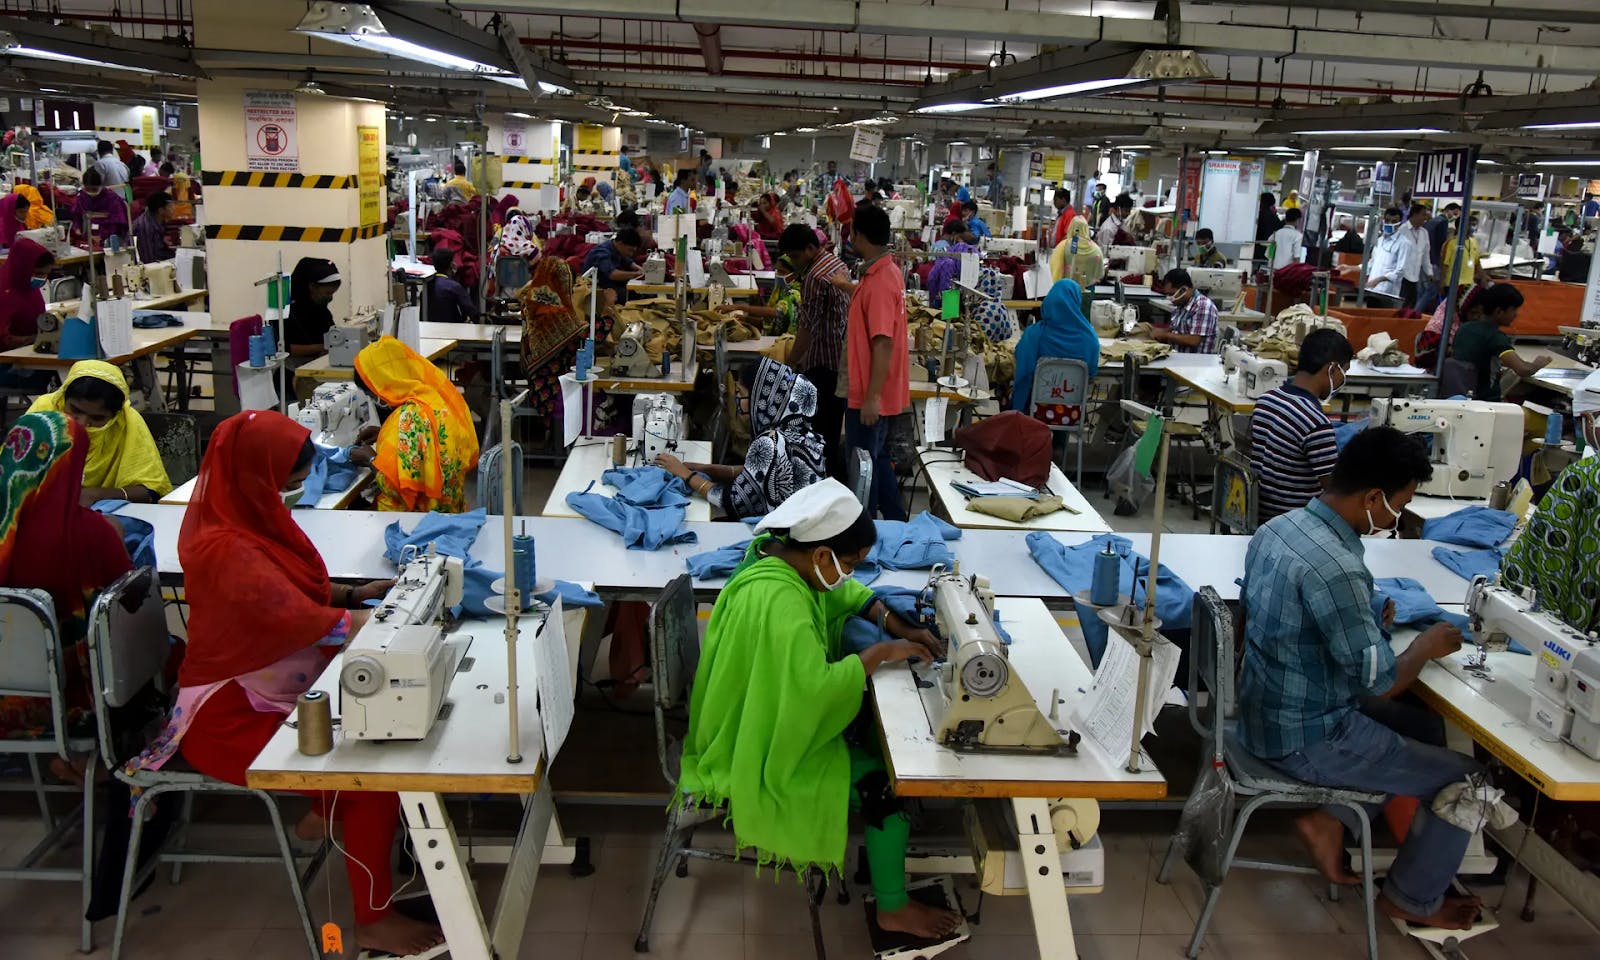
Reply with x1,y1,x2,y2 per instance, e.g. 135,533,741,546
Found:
1573,369,1600,418
752,478,863,543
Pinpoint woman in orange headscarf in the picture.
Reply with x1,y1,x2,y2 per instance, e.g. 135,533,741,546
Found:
350,337,479,512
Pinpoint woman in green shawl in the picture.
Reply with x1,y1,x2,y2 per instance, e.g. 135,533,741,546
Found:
676,478,963,941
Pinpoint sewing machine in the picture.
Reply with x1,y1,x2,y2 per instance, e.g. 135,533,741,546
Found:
981,237,1037,258
925,565,1071,754
1106,245,1157,276
633,392,683,462
884,198,925,231
289,382,369,448
1465,577,1600,756
1223,349,1287,399
116,261,177,299
1370,398,1523,500
33,308,67,354
1188,267,1246,302
17,225,67,256
178,224,205,249
642,251,668,284
339,546,467,741
324,312,379,368
611,320,661,378
707,257,734,288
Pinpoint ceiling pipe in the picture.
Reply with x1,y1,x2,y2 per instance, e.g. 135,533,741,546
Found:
519,35,984,72
692,23,724,75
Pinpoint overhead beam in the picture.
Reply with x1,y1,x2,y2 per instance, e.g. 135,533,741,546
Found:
1215,0,1600,27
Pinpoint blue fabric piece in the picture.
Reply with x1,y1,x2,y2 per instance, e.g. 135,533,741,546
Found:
685,539,753,580
839,585,1013,654
600,465,691,508
566,487,696,550
1373,577,1446,626
1421,505,1518,549
1431,545,1504,582
94,500,156,569
131,312,181,328
1027,532,1194,668
868,513,961,571
537,580,603,609
1332,417,1368,451
296,443,362,508
385,509,493,616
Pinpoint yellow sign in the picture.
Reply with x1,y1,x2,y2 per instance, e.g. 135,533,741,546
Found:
1042,154,1066,183
576,124,603,154
357,125,381,228
140,109,155,149
1224,476,1248,521
1266,161,1285,182
1133,157,1151,181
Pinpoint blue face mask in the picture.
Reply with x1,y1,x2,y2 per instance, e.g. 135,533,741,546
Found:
29,277,45,289
1381,223,1397,236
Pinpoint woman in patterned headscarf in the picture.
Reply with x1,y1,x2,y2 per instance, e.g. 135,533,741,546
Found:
349,337,480,513
519,253,612,417
655,357,826,519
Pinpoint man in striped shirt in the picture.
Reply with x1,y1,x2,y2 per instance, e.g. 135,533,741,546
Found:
779,224,854,476
1250,329,1354,521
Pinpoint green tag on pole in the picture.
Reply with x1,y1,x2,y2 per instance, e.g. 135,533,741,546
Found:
941,289,960,319
1134,413,1164,478
265,275,290,310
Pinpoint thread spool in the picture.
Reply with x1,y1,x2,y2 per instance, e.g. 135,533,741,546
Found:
1545,411,1564,446
296,690,333,756
512,534,536,612
248,332,267,367
260,320,276,356
1090,541,1120,607
662,351,672,377
611,434,627,467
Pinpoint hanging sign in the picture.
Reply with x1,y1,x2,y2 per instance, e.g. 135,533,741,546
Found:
139,109,156,148
357,125,382,228
244,90,298,172
162,102,181,130
501,119,528,156
576,124,604,154
849,127,884,164
1042,154,1066,183
1413,148,1470,199
1373,161,1395,198
1516,173,1546,200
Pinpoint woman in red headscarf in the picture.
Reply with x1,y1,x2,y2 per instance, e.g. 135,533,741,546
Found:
754,192,785,242
131,411,442,957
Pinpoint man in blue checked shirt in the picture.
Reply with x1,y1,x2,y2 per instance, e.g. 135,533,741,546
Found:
1238,427,1483,931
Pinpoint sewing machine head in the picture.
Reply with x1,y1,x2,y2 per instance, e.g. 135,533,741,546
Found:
1370,398,1522,500
634,392,683,463
642,251,667,284
612,320,661,378
1220,343,1248,380
924,565,1075,755
1236,352,1287,398
339,546,466,741
1188,267,1245,301
708,258,733,288
289,382,368,448
17,225,66,255
1106,245,1157,276
980,237,1037,258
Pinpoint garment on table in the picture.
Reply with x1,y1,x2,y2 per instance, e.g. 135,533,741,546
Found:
685,538,754,580
354,336,480,513
284,257,339,350
1449,319,1515,401
1421,505,1516,549
0,412,131,739
602,465,691,508
847,254,910,416
676,540,875,874
795,250,850,372
860,512,962,580
1250,384,1337,522
566,486,696,550
520,256,591,416
130,208,172,264
89,500,156,569
1169,291,1220,354
0,237,49,346
1236,501,1393,760
1432,545,1504,582
1501,455,1600,634
68,187,129,246
296,444,362,507
1026,532,1193,667
966,495,1064,522
28,361,173,496
1011,278,1099,414
384,508,601,616
924,241,978,301
724,358,826,520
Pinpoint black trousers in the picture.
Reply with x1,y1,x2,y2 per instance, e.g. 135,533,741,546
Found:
804,366,847,479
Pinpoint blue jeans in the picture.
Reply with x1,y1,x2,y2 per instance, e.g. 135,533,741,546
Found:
1270,708,1480,917
845,408,906,521
1413,274,1441,314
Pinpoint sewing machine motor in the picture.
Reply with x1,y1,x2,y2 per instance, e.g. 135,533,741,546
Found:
1371,398,1522,500
642,251,668,284
339,548,466,741
325,323,376,369
612,320,661,378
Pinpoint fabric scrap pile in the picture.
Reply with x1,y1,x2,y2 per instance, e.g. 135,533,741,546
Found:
1242,305,1347,366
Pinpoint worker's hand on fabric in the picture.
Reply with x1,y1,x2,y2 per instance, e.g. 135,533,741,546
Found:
1417,621,1465,660
354,579,396,604
714,303,740,314
348,444,376,467
902,626,946,660
875,638,940,667
1533,355,1553,369
1381,598,1397,630
654,452,687,479
357,424,380,445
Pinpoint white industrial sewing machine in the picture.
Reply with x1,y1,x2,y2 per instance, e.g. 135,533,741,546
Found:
116,261,177,299
642,250,668,284
924,565,1074,755
1371,398,1523,500
1188,266,1246,302
1106,245,1156,276
1465,577,1600,757
17,225,67,256
325,309,379,368
289,382,370,448
1220,346,1287,399
339,546,467,741
611,320,661,378
981,237,1037,258
885,198,925,232
633,392,683,463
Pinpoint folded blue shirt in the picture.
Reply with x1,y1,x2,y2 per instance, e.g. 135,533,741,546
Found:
1373,574,1526,654
1421,505,1517,549
600,465,691,508
1027,532,1194,668
685,538,753,580
1431,544,1504,583
95,500,156,569
567,488,697,550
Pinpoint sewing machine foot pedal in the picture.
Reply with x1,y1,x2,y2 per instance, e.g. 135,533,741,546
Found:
571,835,595,877
865,876,971,959
1390,882,1499,960
355,894,450,960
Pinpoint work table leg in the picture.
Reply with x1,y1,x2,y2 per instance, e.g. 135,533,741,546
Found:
1013,796,1078,960
399,791,495,960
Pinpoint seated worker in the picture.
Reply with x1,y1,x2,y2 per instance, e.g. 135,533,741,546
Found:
1557,235,1593,284
130,410,443,958
1239,427,1483,930
1448,283,1550,401
1249,329,1354,521
581,227,643,306
441,158,477,201
1151,268,1219,354
717,256,798,336
131,190,175,264
1011,277,1099,412
28,361,172,504
349,336,480,513
0,189,33,247
926,222,979,298
0,411,132,743
1096,193,1134,250
10,184,55,232
1050,216,1105,288
675,479,962,942
0,238,54,353
1414,285,1481,372
1192,228,1228,267
753,192,785,242
1501,388,1600,634
656,357,826,519
426,248,479,323
68,167,130,249
961,200,992,239
284,257,342,359
521,253,610,419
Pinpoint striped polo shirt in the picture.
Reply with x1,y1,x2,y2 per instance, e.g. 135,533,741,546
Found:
796,250,851,372
1249,383,1337,521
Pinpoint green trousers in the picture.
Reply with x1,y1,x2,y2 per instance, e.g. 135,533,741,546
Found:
848,741,910,912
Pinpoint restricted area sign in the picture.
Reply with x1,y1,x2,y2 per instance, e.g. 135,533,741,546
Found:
244,90,298,172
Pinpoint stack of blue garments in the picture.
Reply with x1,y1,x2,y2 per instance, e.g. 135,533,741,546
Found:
1026,532,1194,667
384,509,601,617
1422,504,1517,583
565,465,697,550
296,443,363,508
682,511,962,586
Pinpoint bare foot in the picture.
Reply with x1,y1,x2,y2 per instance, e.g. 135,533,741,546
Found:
1294,810,1360,886
356,913,445,957
876,899,964,940
294,809,327,844
1378,893,1483,931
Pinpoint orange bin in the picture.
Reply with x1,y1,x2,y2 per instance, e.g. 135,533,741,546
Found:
1325,307,1430,360
1500,278,1582,337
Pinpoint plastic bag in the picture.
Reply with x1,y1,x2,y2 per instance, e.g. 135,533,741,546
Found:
1106,444,1155,510
1172,756,1237,887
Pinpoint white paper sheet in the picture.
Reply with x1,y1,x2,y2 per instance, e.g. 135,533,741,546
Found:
174,249,203,292
922,396,949,445
533,597,574,762
558,372,584,445
97,297,133,358
687,250,706,287
396,304,420,350
236,362,279,411
958,252,979,290
1070,631,1182,767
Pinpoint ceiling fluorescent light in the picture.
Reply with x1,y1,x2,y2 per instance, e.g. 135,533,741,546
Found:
913,102,989,115
1296,128,1444,135
1522,121,1600,131
911,46,1211,114
0,22,202,77
1532,160,1600,166
995,77,1144,103
507,111,532,118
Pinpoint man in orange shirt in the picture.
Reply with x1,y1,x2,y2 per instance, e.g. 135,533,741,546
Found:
845,205,910,520
1051,185,1077,248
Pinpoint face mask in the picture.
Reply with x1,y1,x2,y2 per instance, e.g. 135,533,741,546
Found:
1197,242,1212,254
812,549,849,592
1364,491,1402,538
85,187,102,197
1382,223,1396,236
1325,364,1346,400
29,277,46,289
281,485,305,508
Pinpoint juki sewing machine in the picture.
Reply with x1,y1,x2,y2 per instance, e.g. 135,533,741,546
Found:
1221,345,1288,399
642,250,668,284
339,546,467,741
980,237,1037,258
324,310,379,368
1188,267,1246,303
923,565,1075,755
17,225,67,256
116,261,177,299
289,382,369,448
633,392,683,463
1105,245,1157,276
611,320,661,378
1370,398,1523,500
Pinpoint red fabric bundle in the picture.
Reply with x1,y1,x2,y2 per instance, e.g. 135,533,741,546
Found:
953,411,1054,488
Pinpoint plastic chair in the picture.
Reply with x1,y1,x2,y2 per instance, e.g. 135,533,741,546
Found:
634,574,832,958
1155,586,1383,960
142,412,201,489
0,587,97,952
476,439,524,515
1027,356,1090,486
846,447,873,507
1209,451,1260,535
83,567,327,960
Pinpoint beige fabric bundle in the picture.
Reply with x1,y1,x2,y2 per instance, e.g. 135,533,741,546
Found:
965,495,1070,522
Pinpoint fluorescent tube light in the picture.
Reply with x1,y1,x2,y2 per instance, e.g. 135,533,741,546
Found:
4,42,156,74
1296,128,1443,135
913,102,989,114
993,77,1144,103
1522,121,1600,131
1532,160,1600,167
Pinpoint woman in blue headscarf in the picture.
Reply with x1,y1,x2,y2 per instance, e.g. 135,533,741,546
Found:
1010,278,1099,412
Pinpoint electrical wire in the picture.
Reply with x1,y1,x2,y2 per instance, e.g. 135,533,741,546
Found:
324,790,420,915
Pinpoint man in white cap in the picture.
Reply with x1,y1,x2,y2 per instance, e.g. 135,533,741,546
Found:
1500,372,1600,634
671,479,963,943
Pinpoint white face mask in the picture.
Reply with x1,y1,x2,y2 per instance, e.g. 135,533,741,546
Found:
1325,364,1346,400
1364,492,1402,538
281,485,305,508
812,549,849,592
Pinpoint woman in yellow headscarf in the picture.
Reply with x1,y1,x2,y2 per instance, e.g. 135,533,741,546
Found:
349,337,479,513
27,360,172,504
12,184,56,229
1049,215,1105,289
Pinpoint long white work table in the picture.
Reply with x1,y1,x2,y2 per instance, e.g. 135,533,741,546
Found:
116,504,1473,604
